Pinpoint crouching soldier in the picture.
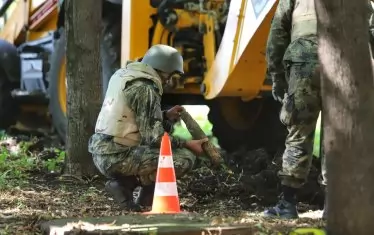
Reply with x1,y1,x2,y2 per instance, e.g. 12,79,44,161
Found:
88,44,208,211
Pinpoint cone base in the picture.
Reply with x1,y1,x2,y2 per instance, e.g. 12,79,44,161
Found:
144,195,181,214
143,211,182,215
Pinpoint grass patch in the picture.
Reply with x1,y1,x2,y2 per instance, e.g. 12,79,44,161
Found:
0,136,65,189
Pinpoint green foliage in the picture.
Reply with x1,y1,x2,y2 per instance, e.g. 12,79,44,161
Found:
0,146,35,186
0,138,66,189
171,119,219,147
43,149,66,172
172,106,321,156
313,112,322,158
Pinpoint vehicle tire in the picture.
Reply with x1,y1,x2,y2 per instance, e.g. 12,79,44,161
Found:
207,97,286,153
0,40,20,130
48,28,67,143
48,25,121,143
0,72,19,130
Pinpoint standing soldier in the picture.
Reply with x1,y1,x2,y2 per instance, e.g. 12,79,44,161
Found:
264,0,374,220
263,0,323,219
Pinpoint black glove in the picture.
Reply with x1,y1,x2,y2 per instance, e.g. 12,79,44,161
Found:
272,78,288,102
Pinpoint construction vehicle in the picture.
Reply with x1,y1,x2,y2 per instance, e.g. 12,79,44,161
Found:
0,0,287,153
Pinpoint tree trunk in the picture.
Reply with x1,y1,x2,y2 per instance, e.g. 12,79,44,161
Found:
315,0,374,234
64,0,102,177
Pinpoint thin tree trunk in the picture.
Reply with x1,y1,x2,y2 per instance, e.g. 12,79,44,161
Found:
64,0,102,177
315,0,374,234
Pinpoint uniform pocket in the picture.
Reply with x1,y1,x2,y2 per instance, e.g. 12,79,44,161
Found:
280,93,296,126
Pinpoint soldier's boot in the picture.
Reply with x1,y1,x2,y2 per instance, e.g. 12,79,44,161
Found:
135,183,155,207
105,176,141,212
263,198,299,219
263,186,299,219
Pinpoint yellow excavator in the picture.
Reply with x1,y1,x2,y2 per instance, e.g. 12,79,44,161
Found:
0,0,286,153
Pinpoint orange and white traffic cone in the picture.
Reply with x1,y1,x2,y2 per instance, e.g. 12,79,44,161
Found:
144,132,181,214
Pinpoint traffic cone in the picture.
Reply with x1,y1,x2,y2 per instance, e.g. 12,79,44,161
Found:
144,132,181,214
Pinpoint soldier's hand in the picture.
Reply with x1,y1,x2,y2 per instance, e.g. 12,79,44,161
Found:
165,105,184,122
185,138,209,156
272,79,288,102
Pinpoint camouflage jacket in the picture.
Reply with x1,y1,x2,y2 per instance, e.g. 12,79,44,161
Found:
88,79,186,156
266,0,374,83
266,0,318,83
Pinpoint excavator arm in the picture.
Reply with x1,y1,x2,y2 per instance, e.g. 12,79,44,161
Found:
121,0,278,101
202,0,278,100
0,0,59,44
120,0,286,153
0,0,30,44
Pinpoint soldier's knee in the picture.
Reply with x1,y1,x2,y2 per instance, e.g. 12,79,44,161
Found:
173,149,196,176
280,91,320,127
92,154,112,178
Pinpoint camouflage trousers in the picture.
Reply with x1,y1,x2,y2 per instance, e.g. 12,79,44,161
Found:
93,146,196,186
279,62,325,188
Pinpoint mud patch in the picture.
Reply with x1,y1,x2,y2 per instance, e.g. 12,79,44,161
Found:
178,147,324,215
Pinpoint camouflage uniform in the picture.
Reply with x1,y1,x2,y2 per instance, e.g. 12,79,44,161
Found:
265,0,374,219
263,0,320,219
88,63,196,186
266,0,319,189
268,0,374,189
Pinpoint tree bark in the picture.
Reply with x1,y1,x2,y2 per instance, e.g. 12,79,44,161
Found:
64,0,102,177
315,0,374,234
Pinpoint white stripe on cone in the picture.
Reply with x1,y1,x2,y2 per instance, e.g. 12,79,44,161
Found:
158,155,174,168
154,182,179,196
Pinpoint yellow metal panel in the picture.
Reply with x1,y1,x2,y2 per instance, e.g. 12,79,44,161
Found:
222,1,277,100
27,17,58,41
202,13,216,76
203,0,278,99
148,9,215,95
121,0,156,67
151,9,200,46
201,0,244,99
28,0,58,31
0,0,30,44
164,84,201,95
30,0,47,12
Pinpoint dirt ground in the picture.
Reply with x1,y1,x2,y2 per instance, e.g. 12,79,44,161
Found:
0,131,326,235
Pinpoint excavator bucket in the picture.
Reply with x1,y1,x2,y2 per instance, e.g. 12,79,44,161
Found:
203,0,278,100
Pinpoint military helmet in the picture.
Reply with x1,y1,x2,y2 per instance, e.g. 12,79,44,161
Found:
141,44,184,74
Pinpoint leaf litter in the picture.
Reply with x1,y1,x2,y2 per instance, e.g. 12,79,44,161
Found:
0,132,326,234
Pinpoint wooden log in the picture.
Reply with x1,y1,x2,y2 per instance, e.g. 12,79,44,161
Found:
179,109,223,167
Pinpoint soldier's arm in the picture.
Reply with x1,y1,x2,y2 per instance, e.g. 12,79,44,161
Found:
124,79,186,148
266,0,294,82
161,111,174,133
